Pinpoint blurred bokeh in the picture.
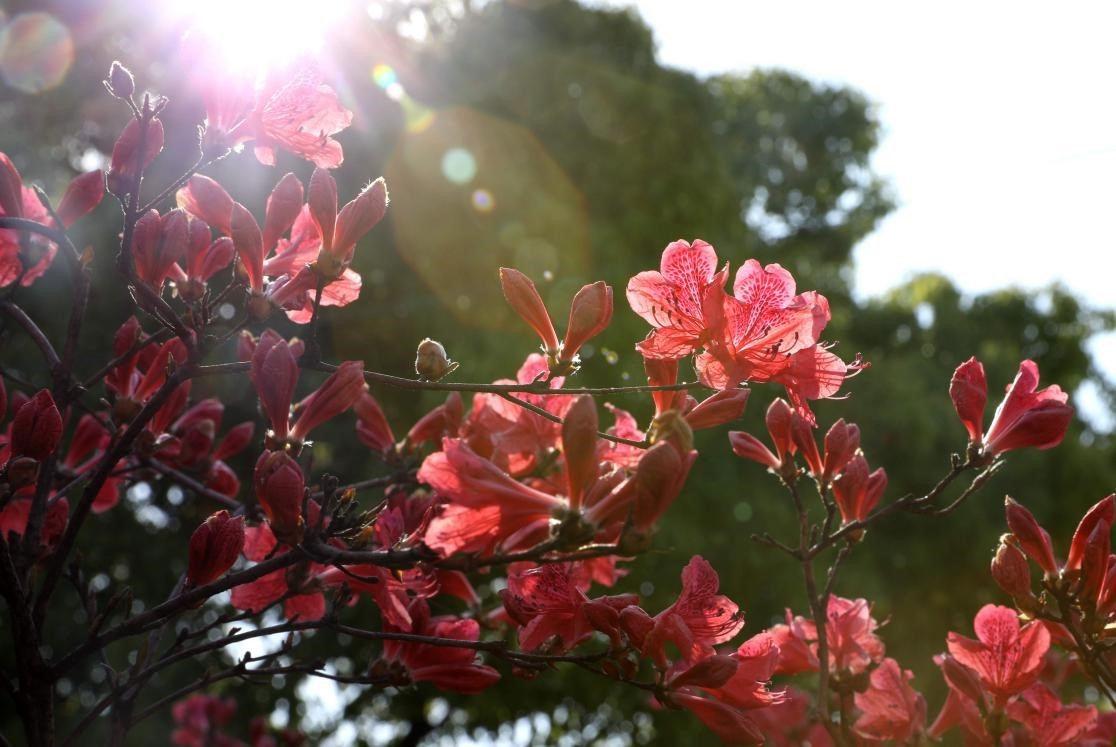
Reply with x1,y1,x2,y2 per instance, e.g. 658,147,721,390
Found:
1,0,1114,744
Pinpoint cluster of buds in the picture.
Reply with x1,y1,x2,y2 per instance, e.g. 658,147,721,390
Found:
245,329,366,542
994,495,1116,623
730,399,886,527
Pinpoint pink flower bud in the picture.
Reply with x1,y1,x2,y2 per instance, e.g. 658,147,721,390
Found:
230,202,264,292
213,422,256,461
132,209,188,288
1005,497,1058,575
832,454,886,524
822,419,860,484
57,170,105,227
176,174,234,235
619,605,655,649
332,177,388,265
765,398,797,462
1096,557,1116,616
684,388,749,431
561,395,599,511
108,117,164,195
1066,494,1115,572
991,538,1032,598
354,392,395,453
106,61,134,99
406,393,461,446
262,172,305,253
950,357,987,443
559,281,613,367
187,510,245,587
499,267,559,355
10,390,62,460
939,654,986,706
250,332,299,440
254,451,306,545
789,410,822,477
291,361,366,442
307,168,338,254
729,430,780,471
1080,520,1111,601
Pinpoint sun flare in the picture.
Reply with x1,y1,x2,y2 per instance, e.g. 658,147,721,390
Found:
164,0,346,77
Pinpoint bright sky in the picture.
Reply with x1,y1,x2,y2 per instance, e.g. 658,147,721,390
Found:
597,0,1116,426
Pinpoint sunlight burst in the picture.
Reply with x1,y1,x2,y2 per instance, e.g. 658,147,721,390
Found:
164,0,346,77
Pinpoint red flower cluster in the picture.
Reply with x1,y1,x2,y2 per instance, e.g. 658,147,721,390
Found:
627,240,863,418
177,168,387,322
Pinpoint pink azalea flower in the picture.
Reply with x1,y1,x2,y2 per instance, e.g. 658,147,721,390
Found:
1006,684,1097,747
627,239,728,359
641,556,744,666
852,657,927,743
946,604,1050,707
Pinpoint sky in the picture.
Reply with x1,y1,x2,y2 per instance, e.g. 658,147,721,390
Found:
596,0,1116,426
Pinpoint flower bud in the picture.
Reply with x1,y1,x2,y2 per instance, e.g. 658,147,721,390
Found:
187,510,245,587
950,357,987,443
354,392,395,453
558,281,612,371
684,388,749,431
1066,494,1116,572
106,61,135,99
1080,519,1110,601
10,390,63,460
991,537,1032,598
619,605,655,650
789,411,822,477
230,202,264,292
108,117,164,196
251,330,298,430
262,172,305,255
290,360,366,442
307,167,338,254
499,267,559,355
940,654,985,706
765,397,797,461
1005,496,1058,576
822,419,860,484
57,170,105,227
728,430,780,471
331,177,388,265
176,174,234,235
254,451,306,545
561,394,599,511
414,338,458,381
